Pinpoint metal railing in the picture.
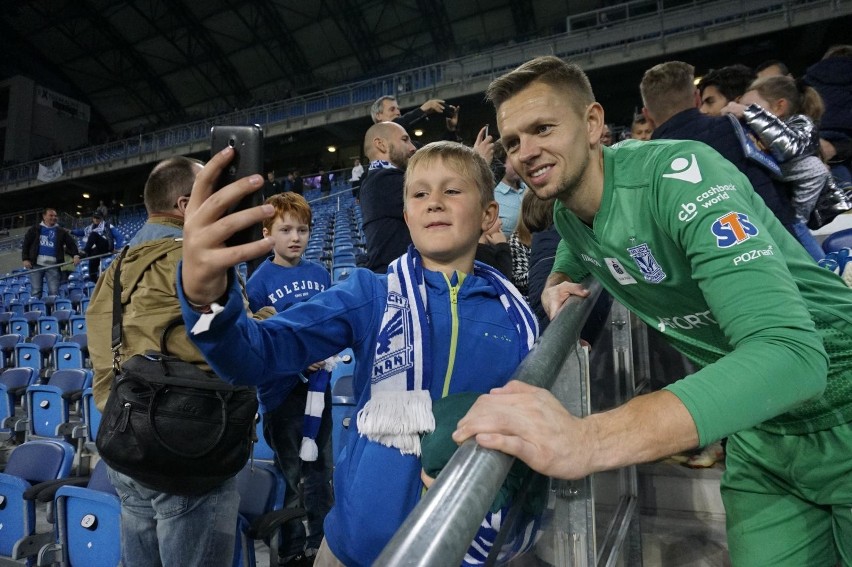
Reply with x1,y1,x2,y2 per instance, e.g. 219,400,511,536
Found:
1,0,843,193
376,280,647,567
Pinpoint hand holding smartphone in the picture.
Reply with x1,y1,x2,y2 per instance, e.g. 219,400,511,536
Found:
209,125,265,247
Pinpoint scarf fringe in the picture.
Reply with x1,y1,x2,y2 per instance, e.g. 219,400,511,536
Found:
357,390,435,455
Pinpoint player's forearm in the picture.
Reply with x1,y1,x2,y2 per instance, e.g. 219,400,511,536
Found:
545,270,572,288
584,390,698,473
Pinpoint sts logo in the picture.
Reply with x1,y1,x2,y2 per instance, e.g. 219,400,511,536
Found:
711,212,758,248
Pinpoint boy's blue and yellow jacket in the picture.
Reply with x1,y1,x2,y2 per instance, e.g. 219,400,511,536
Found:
179,264,533,567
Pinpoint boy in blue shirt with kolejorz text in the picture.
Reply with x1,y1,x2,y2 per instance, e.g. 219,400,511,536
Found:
246,192,333,566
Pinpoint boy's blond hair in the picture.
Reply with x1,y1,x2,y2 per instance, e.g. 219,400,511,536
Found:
404,141,495,209
262,192,313,232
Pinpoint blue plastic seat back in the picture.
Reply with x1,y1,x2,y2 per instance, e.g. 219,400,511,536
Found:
236,461,285,522
69,315,87,335
54,463,120,567
0,334,23,367
0,312,12,335
29,369,89,438
822,228,852,253
53,299,73,313
0,368,35,431
0,441,73,556
82,388,101,444
38,316,60,335
54,342,84,370
14,343,42,373
9,316,29,337
3,439,75,483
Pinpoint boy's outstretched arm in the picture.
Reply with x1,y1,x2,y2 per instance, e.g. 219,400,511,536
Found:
182,146,275,305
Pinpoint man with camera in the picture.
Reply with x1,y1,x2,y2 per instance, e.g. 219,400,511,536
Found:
370,95,462,144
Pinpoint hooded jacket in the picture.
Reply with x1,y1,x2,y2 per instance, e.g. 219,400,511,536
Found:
180,265,533,566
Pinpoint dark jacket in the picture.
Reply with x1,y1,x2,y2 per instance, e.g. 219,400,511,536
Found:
394,109,462,145
475,242,512,280
653,108,797,229
22,223,80,264
804,56,852,160
359,167,412,273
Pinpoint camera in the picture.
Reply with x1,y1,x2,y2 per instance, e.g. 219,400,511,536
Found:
442,104,458,118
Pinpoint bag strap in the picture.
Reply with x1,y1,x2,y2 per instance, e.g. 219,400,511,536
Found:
111,246,130,373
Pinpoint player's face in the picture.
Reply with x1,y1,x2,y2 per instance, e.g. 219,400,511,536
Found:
497,81,596,204
263,212,310,267
404,158,496,273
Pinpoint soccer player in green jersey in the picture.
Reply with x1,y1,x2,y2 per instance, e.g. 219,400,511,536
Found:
453,55,852,566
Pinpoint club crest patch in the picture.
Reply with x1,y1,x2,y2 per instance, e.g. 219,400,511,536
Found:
627,243,667,284
372,292,414,382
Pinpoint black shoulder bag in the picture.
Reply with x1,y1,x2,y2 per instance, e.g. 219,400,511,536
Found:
96,247,258,495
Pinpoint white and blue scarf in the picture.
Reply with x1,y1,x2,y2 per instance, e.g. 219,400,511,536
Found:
356,247,538,456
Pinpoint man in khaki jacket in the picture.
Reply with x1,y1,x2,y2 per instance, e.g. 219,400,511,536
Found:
87,156,243,567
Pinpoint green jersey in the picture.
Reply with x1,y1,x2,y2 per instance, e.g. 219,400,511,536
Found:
552,140,852,445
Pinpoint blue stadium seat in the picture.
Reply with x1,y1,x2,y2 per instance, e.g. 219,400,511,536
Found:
822,227,852,253
233,462,305,567
0,439,76,563
53,342,85,371
0,333,23,370
26,368,90,441
36,459,120,567
0,367,36,440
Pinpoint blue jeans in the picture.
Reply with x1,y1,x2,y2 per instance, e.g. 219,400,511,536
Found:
28,265,61,298
107,468,239,567
790,220,826,262
262,381,334,557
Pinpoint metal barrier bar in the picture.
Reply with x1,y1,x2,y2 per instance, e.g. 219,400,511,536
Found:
376,278,603,567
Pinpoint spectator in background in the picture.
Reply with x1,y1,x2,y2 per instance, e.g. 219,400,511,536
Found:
109,198,122,225
698,64,755,115
630,114,654,140
22,208,80,298
360,121,417,273
319,169,331,198
246,193,333,566
74,210,124,280
87,155,242,567
267,171,283,193
509,191,535,300
493,144,527,238
640,61,801,243
371,95,462,143
476,216,512,279
722,75,833,261
96,199,110,219
804,45,852,184
350,158,364,195
600,123,614,146
128,157,199,246
755,59,790,79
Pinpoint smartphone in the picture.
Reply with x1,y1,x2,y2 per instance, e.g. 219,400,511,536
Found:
484,124,489,138
210,125,265,247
